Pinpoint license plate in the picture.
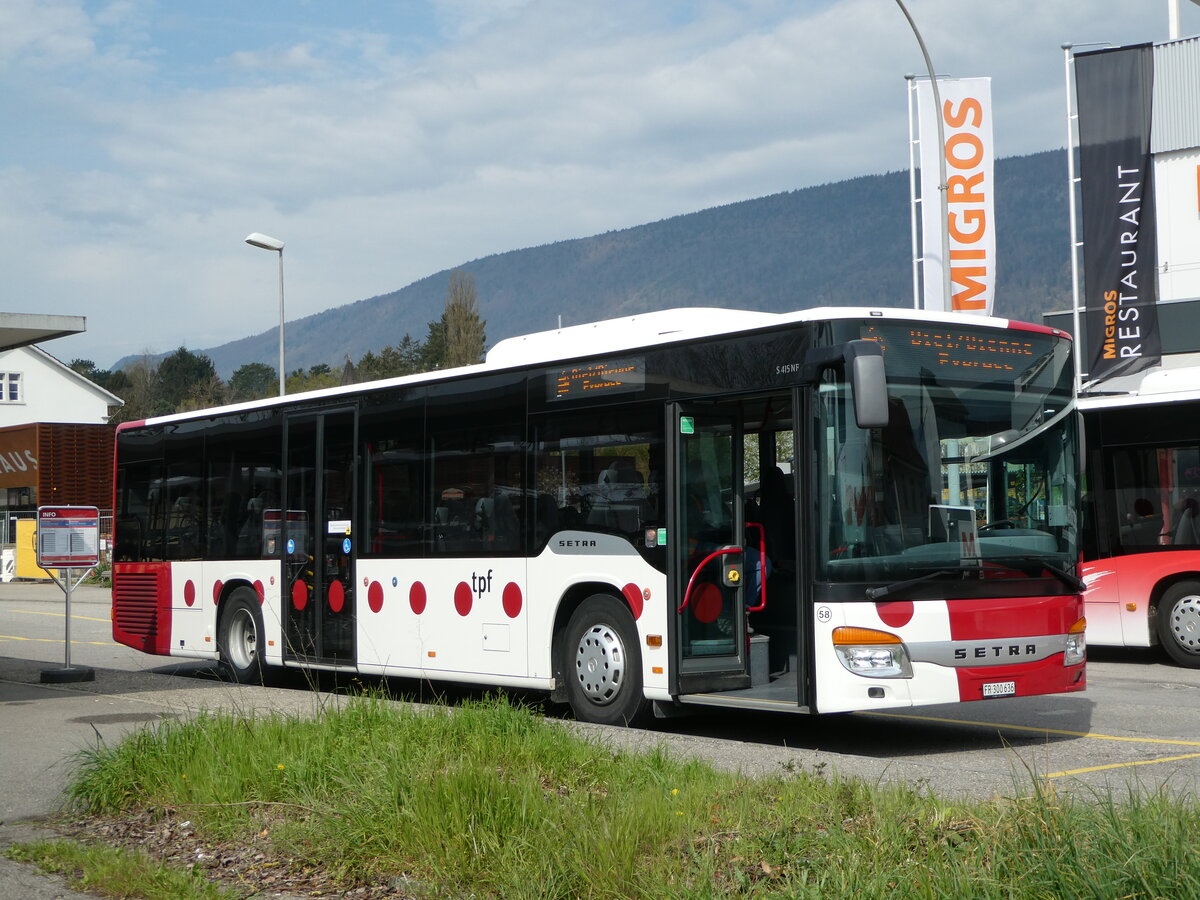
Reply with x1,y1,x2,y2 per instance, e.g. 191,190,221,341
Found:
982,681,1016,698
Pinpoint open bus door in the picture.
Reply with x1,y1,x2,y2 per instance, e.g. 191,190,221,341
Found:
669,400,751,695
668,393,810,710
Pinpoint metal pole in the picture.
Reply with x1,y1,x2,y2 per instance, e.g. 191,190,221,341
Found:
905,74,922,309
63,571,72,670
42,565,96,682
895,0,952,312
1062,42,1112,393
277,248,286,396
1064,45,1084,395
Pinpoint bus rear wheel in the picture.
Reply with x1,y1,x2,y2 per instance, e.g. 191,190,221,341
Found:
1156,581,1200,668
563,594,649,726
218,588,266,684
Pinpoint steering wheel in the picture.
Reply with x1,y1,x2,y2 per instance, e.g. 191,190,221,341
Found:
979,519,1015,531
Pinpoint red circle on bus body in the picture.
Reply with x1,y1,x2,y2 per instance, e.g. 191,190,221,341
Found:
253,580,265,604
692,583,723,624
876,600,914,628
368,581,384,613
291,580,308,611
212,580,223,604
328,580,345,613
502,582,522,618
409,581,427,615
622,583,644,620
454,582,473,617
183,580,196,607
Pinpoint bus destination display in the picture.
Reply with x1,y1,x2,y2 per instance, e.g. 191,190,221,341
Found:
548,357,645,401
861,324,1038,374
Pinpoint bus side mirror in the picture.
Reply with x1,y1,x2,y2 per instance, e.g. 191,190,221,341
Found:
845,341,889,429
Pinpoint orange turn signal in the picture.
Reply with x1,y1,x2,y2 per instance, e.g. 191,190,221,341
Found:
832,626,902,645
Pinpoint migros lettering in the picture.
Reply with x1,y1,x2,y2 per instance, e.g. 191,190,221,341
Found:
942,95,990,311
1100,165,1145,362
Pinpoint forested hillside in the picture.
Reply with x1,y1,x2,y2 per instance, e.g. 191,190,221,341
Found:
123,149,1070,378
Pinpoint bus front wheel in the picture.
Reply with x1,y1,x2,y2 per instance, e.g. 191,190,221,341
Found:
1156,581,1200,668
563,594,649,726
218,588,267,684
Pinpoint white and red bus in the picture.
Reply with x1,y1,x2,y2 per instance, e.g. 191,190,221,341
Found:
1077,365,1200,666
111,307,1085,723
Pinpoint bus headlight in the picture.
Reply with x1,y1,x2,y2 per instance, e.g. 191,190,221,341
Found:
832,627,913,678
1064,617,1086,666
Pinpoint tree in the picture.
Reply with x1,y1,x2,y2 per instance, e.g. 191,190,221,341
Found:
158,347,220,410
286,363,339,394
229,363,277,402
108,358,164,424
420,317,448,372
357,335,424,382
443,269,486,368
69,359,120,392
177,374,227,412
418,270,486,372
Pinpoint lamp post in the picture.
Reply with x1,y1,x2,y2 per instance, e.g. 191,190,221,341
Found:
244,232,286,396
895,0,951,312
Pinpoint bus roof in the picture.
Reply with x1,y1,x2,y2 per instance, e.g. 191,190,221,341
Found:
1079,361,1200,411
122,305,1062,430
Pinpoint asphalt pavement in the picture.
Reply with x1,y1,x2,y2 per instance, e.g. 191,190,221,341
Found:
0,581,344,900
5,579,1200,897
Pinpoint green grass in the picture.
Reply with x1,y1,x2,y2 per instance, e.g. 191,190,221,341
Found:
7,839,236,899
23,693,1200,899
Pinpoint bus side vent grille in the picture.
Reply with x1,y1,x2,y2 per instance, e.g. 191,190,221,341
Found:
114,572,160,637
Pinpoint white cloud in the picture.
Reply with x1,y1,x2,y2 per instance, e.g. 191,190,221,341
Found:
1,0,1197,367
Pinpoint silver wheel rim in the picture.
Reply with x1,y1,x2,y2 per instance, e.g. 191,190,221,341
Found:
227,608,258,670
1167,594,1200,655
575,621,625,705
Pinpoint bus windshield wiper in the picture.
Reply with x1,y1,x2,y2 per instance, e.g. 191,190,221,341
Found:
865,568,968,601
985,556,1086,594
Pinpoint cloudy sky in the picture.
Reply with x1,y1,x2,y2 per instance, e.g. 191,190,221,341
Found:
2,1,1193,369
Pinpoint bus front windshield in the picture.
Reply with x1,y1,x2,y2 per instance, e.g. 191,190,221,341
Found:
817,323,1078,587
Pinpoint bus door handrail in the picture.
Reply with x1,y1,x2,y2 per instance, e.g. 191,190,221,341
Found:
677,528,768,614
745,521,767,613
678,546,740,613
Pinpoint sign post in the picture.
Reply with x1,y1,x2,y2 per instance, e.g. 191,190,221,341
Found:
36,505,100,683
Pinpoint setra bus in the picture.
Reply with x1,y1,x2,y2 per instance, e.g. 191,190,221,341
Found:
1077,365,1200,667
111,306,1086,723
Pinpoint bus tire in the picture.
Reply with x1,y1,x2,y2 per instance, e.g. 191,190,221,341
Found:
1156,581,1200,668
563,594,649,726
218,588,267,684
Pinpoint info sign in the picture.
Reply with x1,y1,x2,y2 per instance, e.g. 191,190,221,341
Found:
37,506,100,569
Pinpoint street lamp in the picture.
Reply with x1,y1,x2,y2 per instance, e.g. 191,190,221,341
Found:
895,0,952,312
244,232,286,396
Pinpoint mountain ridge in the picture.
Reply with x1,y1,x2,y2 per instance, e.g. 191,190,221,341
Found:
117,149,1070,378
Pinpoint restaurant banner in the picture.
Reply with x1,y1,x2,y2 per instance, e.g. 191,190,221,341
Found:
915,76,995,314
1076,44,1160,382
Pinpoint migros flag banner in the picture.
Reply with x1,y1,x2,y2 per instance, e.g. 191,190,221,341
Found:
1075,44,1160,383
916,76,995,314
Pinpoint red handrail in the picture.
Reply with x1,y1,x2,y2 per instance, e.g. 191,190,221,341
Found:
677,525,769,615
678,546,740,613
745,521,767,613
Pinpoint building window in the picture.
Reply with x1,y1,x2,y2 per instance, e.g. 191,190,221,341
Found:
0,373,22,403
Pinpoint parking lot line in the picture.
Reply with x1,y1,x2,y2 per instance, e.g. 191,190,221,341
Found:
0,633,113,646
9,608,109,623
1044,752,1200,778
862,710,1200,748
